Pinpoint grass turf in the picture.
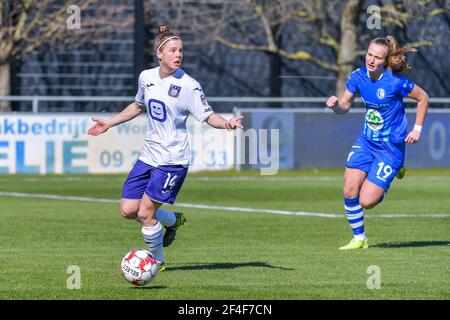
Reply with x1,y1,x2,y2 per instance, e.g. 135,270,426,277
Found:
0,169,448,299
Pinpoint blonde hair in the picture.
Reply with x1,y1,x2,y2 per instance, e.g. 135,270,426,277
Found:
370,35,417,74
153,25,181,53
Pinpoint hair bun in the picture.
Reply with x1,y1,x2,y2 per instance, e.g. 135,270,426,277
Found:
159,25,170,34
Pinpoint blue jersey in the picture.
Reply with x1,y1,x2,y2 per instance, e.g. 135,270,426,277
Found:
346,67,414,143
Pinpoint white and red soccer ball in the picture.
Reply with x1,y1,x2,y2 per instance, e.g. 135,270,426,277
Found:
121,249,159,286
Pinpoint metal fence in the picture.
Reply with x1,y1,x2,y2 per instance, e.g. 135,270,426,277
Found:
1,96,450,113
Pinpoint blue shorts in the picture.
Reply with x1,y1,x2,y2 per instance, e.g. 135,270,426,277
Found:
346,135,405,191
121,160,188,204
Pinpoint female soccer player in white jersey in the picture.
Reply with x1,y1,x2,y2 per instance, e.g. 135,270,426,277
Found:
326,36,429,250
88,26,244,269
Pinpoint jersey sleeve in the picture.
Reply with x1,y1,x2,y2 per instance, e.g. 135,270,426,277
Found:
397,76,415,97
188,82,214,122
134,72,145,107
346,70,360,94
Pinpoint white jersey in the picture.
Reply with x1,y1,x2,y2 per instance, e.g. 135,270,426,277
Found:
134,67,213,167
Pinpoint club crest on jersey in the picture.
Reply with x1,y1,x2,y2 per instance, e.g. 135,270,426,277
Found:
168,84,181,97
376,88,385,100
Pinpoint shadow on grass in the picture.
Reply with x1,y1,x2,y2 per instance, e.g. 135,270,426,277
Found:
133,285,167,290
371,241,450,248
165,262,295,272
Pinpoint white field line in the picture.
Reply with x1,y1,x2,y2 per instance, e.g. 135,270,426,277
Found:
189,176,450,181
0,191,449,219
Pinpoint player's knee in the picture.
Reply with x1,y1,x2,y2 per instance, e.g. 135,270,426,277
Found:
343,185,359,199
120,210,138,220
120,204,138,220
137,211,158,225
137,203,156,222
136,210,147,221
359,198,377,209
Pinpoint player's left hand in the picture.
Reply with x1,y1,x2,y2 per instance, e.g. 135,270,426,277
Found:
405,130,421,144
225,115,244,130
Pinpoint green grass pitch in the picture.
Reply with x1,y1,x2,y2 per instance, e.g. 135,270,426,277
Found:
0,169,449,300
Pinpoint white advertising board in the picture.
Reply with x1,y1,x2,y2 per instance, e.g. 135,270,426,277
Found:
0,113,234,174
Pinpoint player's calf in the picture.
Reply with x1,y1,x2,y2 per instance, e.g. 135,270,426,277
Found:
359,197,379,209
359,180,386,209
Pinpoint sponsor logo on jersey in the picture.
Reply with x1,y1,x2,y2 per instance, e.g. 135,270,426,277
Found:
376,88,385,99
168,84,181,97
365,109,384,131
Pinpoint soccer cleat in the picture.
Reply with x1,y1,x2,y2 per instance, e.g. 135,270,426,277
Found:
396,167,406,179
339,238,369,250
163,212,186,247
158,262,166,272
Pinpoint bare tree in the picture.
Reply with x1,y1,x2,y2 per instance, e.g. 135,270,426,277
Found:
145,0,447,97
0,0,132,111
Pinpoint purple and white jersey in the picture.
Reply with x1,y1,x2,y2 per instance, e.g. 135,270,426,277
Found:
134,67,213,166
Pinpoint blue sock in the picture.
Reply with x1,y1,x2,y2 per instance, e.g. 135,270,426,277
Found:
156,208,176,227
344,197,366,241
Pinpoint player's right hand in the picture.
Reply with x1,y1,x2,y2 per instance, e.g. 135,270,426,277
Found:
225,115,244,130
326,96,339,108
87,117,111,136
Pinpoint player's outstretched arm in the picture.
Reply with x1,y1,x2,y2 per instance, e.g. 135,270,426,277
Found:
326,89,354,114
405,84,429,144
206,113,244,130
88,102,146,136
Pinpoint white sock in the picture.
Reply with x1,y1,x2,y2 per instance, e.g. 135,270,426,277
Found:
354,233,367,241
142,222,164,263
156,208,176,227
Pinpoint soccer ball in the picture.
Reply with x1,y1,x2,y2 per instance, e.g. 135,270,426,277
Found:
120,249,159,286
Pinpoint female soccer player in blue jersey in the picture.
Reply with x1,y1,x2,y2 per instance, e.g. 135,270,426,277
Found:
88,26,244,269
326,36,429,250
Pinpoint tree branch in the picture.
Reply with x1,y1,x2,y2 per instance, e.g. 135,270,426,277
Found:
249,0,277,51
278,48,339,72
